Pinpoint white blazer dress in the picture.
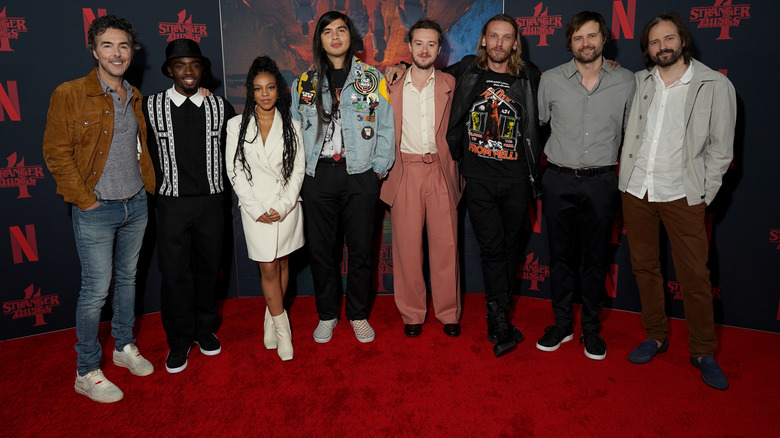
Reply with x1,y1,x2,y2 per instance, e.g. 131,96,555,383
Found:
226,109,305,262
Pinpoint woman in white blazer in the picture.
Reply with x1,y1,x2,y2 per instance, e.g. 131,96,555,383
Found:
226,56,305,361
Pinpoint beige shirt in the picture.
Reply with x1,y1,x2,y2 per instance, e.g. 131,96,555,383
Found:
400,69,437,155
627,63,693,202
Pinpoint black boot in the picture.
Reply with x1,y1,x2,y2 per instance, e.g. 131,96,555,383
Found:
486,301,524,357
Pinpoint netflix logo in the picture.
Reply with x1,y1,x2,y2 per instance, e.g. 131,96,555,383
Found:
0,80,20,121
515,2,562,47
82,8,107,46
0,7,27,52
1,152,44,198
519,252,550,291
3,284,60,327
159,10,208,42
612,0,636,40
9,224,38,264
690,0,751,40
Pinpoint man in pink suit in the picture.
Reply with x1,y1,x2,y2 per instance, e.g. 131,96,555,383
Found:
380,19,463,338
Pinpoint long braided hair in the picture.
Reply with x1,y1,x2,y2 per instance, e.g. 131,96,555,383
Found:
232,56,297,186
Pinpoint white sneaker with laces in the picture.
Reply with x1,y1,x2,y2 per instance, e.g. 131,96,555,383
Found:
74,369,124,403
313,318,338,343
113,343,154,376
350,319,375,343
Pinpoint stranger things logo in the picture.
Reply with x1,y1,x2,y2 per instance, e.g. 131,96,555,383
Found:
666,281,722,300
690,0,751,40
468,85,519,161
0,7,27,52
519,252,550,291
3,284,60,327
159,9,208,42
516,2,562,47
769,229,780,249
1,152,44,198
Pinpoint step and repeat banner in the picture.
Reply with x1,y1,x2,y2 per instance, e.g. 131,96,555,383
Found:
2,0,778,340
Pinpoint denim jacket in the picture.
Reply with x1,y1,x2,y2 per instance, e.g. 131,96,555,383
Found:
291,57,395,177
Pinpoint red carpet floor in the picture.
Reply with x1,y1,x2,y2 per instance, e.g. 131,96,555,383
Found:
2,294,779,437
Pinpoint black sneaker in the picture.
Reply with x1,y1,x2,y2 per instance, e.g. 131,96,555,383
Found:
580,332,607,360
196,333,221,356
165,344,191,374
536,325,574,352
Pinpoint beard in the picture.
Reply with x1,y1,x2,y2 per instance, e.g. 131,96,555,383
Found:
652,48,683,67
412,55,435,70
487,48,511,64
573,45,602,64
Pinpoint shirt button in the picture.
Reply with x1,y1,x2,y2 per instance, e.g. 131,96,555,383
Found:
104,131,109,135
105,110,111,114
635,135,640,139
644,95,648,100
585,132,589,136
92,172,97,176
99,152,104,156
629,154,633,158
84,120,89,125
639,115,643,119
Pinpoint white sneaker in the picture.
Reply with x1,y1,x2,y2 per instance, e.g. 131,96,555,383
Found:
74,370,124,403
350,319,375,343
113,343,154,376
313,318,338,343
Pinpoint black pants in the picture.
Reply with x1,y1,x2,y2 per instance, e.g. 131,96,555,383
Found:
156,194,224,348
302,165,380,320
542,168,618,333
464,178,530,305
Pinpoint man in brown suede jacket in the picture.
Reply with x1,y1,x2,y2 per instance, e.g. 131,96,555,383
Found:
42,15,155,404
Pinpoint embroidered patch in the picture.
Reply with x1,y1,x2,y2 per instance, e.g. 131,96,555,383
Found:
354,71,378,95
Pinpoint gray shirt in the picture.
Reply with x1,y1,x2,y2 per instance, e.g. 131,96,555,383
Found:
538,58,635,168
94,72,143,200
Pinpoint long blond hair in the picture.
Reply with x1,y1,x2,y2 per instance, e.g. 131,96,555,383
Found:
475,14,525,76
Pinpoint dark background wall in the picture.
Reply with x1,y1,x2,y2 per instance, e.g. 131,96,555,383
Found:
2,0,778,341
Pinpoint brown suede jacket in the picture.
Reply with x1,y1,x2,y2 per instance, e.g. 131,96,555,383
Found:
42,69,155,209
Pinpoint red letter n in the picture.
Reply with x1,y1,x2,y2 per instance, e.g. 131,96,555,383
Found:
83,8,107,46
0,81,21,121
10,224,38,263
611,0,636,40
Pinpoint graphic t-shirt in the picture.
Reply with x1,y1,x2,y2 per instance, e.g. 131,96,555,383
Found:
462,71,527,182
319,68,348,162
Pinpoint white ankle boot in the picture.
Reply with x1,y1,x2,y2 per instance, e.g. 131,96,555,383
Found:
264,307,278,350
271,310,293,361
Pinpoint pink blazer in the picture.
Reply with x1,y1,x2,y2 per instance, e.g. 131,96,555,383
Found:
380,69,463,208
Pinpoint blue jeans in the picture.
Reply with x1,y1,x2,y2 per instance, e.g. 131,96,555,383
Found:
72,189,148,375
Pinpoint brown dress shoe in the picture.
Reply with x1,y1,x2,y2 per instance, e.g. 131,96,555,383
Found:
443,323,461,337
404,324,423,337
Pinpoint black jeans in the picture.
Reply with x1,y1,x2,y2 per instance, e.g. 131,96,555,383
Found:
302,164,380,320
157,194,225,348
464,178,531,305
541,168,618,333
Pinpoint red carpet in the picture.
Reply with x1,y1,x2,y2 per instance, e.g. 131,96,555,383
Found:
2,294,778,437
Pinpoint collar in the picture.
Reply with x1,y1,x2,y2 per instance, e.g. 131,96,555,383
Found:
403,67,435,88
95,68,132,96
563,57,611,79
167,86,204,107
652,62,694,87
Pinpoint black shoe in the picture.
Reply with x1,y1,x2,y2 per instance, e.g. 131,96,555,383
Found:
404,324,423,338
486,301,524,358
443,323,461,337
536,325,574,352
165,344,192,374
628,338,668,364
580,332,607,360
196,333,221,356
691,356,729,390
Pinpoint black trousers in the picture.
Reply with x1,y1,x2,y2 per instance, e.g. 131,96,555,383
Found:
464,178,530,305
156,194,224,348
302,164,380,320
541,168,618,333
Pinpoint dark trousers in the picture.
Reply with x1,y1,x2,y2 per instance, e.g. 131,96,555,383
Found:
542,169,618,333
621,193,716,357
302,164,380,320
464,178,530,304
156,194,224,348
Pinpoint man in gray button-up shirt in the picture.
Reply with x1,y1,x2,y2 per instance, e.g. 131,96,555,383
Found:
535,11,634,361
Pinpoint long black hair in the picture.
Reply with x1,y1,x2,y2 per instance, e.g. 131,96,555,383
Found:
232,56,297,186
312,11,360,131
